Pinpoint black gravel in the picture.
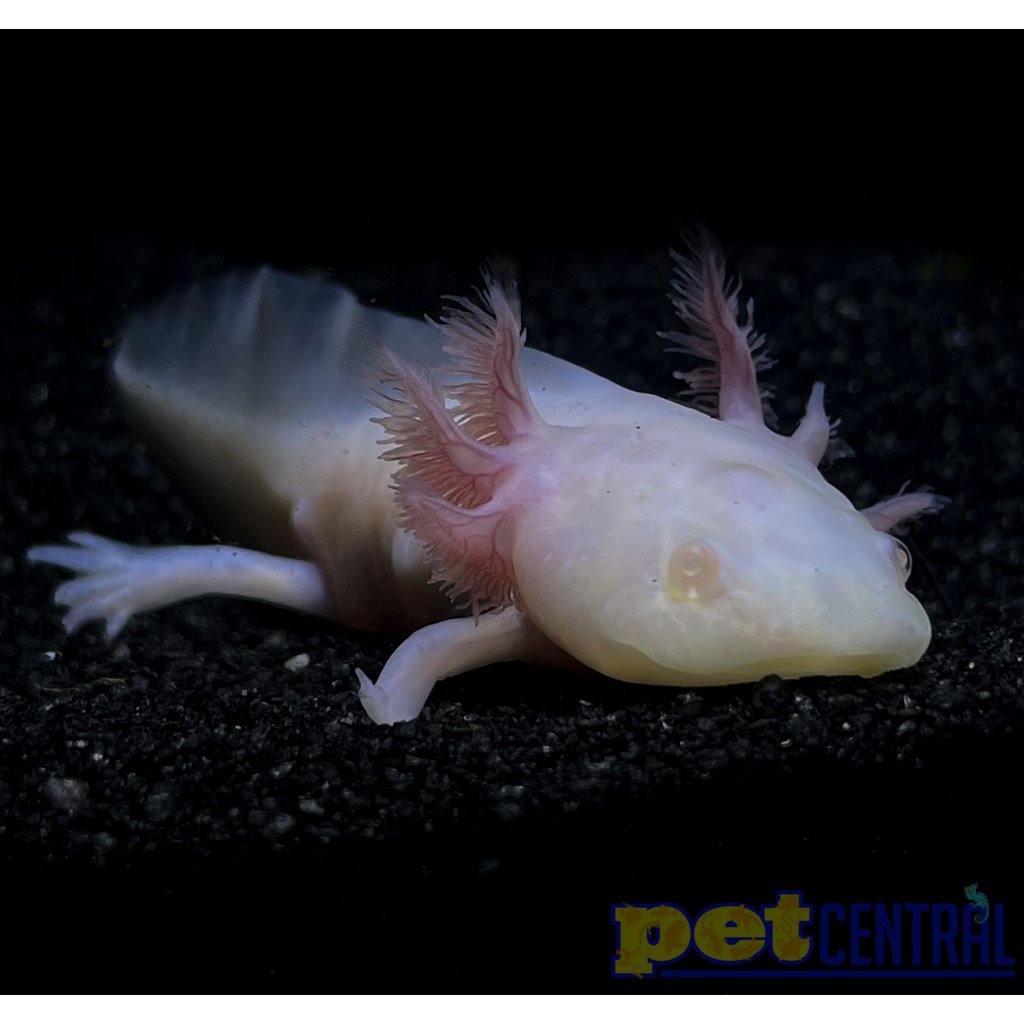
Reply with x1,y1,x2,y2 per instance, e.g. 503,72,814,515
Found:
4,229,1022,992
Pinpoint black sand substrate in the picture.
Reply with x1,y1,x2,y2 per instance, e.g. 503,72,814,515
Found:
2,215,1022,990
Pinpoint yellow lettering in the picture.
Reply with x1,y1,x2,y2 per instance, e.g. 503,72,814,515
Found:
613,904,691,976
764,892,811,962
694,905,766,963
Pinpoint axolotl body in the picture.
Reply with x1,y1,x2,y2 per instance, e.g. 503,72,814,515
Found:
29,230,945,724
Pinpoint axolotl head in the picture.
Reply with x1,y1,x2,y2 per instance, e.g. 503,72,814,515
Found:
511,415,933,686
374,235,944,690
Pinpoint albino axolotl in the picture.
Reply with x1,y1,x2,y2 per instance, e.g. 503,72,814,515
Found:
29,229,946,724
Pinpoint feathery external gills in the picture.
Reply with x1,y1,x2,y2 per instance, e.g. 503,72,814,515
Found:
660,225,774,426
370,270,536,617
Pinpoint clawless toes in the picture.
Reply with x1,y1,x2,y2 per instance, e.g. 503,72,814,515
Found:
28,533,333,640
357,607,580,725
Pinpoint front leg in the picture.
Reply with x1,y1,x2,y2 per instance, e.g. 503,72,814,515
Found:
28,532,334,641
356,607,581,725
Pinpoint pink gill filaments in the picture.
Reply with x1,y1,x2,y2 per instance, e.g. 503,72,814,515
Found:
370,266,544,619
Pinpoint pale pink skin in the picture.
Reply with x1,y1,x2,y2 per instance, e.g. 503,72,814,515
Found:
28,232,946,724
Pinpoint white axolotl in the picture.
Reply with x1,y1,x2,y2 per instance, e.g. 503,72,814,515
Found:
29,229,946,725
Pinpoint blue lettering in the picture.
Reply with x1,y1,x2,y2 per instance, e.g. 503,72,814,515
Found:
819,903,846,966
931,904,958,966
994,905,1016,968
875,903,902,966
961,903,990,966
904,903,928,966
849,903,872,966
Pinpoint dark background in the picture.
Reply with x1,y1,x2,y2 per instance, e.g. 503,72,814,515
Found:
1,36,1022,991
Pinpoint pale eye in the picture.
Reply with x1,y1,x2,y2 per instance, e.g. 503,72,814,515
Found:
666,540,724,603
890,537,912,582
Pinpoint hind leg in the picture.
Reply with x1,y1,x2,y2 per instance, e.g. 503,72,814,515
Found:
28,532,334,641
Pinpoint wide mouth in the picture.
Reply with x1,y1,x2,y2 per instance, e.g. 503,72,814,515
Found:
718,651,912,681
589,639,923,687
